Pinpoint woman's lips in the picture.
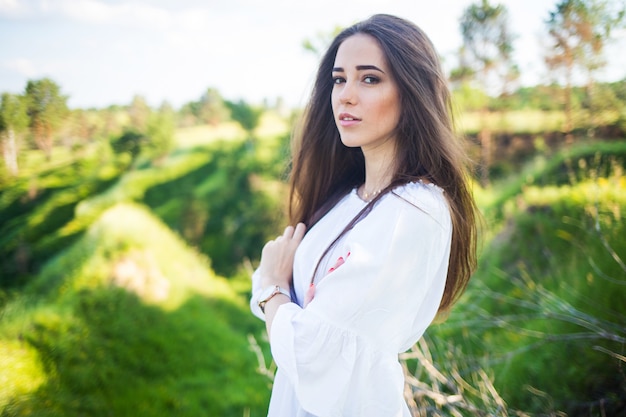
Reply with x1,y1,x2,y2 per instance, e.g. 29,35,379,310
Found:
338,113,361,127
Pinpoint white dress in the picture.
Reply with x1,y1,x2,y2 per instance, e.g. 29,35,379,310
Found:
250,181,452,417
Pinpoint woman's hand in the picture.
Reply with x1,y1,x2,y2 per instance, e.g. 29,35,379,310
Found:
259,223,306,336
259,223,307,289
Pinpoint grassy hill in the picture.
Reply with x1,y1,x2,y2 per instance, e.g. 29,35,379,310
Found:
421,140,626,416
1,203,271,416
0,118,289,416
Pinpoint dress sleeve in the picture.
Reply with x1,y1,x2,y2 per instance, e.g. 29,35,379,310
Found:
250,268,266,321
269,195,452,415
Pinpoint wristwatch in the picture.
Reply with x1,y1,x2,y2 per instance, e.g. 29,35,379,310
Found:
258,285,291,313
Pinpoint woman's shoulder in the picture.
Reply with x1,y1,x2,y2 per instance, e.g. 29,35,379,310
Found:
383,180,450,227
392,180,446,207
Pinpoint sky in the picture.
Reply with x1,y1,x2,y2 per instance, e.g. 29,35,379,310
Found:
1,0,625,110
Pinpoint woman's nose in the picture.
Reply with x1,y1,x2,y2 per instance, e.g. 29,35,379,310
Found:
338,81,356,105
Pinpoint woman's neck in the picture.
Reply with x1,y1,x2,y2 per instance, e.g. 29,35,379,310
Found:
359,146,396,201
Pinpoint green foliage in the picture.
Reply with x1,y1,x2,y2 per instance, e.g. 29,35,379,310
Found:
24,78,69,159
24,79,69,129
226,100,263,133
144,106,175,159
0,93,29,134
110,101,175,164
499,84,565,111
179,88,230,127
452,82,489,113
110,129,145,162
427,140,626,415
127,95,151,132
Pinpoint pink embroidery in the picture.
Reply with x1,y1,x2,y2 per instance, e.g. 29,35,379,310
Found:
328,251,350,272
304,252,351,308
304,283,316,307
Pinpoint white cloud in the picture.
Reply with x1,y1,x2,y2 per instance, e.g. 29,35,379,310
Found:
0,0,29,16
174,8,211,32
114,2,172,29
2,58,38,77
57,0,114,23
52,0,174,30
0,0,18,10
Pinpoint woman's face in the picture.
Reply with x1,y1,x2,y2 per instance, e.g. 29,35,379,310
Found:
331,33,401,155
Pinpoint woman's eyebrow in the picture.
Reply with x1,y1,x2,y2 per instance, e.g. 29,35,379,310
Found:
332,65,385,73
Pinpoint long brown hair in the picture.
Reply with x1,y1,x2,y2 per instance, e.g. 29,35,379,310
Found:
288,14,478,313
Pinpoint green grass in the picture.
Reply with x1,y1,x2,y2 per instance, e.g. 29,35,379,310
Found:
426,140,626,415
0,203,270,416
480,140,626,223
0,150,124,287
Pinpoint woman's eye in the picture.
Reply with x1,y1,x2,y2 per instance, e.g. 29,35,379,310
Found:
332,76,345,84
363,76,380,84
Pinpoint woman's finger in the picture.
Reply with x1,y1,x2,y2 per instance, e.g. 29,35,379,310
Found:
293,222,307,241
283,225,294,237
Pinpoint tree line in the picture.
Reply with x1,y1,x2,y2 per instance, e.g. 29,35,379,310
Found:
0,80,268,178
449,0,625,184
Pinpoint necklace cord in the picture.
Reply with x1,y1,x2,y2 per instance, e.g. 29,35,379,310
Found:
307,183,399,287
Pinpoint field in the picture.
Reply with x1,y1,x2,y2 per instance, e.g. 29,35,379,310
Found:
1,109,625,416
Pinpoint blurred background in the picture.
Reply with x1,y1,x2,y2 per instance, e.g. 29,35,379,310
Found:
1,0,625,416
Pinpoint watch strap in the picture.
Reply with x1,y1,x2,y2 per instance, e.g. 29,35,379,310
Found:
258,285,291,313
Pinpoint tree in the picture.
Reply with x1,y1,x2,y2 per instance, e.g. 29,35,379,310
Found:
144,101,175,161
302,26,344,56
225,99,262,134
458,0,517,185
198,88,230,126
459,0,517,94
179,88,230,127
110,130,144,165
0,93,29,175
545,0,625,141
24,78,69,160
128,94,151,132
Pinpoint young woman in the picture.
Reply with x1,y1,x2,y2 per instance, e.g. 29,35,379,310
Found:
250,14,478,416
